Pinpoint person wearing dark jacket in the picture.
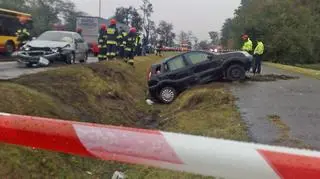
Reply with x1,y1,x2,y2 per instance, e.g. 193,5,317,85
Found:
124,27,137,66
106,19,118,59
98,24,107,61
117,28,127,58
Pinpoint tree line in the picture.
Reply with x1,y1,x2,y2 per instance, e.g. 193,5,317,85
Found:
0,0,87,36
220,0,320,64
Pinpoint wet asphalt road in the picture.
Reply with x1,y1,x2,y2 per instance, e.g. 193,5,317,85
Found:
231,65,320,149
0,57,98,80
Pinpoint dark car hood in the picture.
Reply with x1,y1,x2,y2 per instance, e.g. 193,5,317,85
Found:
27,40,70,48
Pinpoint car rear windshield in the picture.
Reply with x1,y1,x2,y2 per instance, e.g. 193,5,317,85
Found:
37,31,73,43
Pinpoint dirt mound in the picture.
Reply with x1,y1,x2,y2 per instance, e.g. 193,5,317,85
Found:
247,74,299,82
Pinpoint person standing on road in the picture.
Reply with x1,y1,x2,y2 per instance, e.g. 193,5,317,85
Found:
106,19,118,60
16,17,31,49
253,39,265,74
241,34,253,54
98,24,107,61
124,27,137,66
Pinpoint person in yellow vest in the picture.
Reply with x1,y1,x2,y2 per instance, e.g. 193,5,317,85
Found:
253,39,265,74
241,34,253,54
123,27,137,66
16,17,31,49
106,19,119,60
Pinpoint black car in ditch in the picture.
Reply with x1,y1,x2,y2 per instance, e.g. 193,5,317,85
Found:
147,50,253,104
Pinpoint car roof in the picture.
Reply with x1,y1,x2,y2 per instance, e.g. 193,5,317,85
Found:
43,31,77,35
160,50,213,63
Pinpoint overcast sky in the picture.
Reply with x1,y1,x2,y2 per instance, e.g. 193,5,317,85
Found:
71,0,241,40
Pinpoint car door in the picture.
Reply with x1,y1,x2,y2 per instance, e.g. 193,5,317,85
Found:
159,55,197,90
73,33,86,61
184,51,221,83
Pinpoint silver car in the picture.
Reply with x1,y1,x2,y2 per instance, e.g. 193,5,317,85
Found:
15,31,89,67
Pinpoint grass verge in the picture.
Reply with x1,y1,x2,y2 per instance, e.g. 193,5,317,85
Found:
265,62,320,79
0,53,248,178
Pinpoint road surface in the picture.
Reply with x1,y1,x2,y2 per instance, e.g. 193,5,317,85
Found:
0,57,98,80
231,65,320,149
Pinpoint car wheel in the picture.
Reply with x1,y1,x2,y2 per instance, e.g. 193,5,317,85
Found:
226,64,246,81
80,53,88,63
66,53,75,64
5,41,15,56
26,63,33,68
159,87,177,104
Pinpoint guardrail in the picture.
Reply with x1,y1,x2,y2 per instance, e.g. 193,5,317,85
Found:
0,112,319,179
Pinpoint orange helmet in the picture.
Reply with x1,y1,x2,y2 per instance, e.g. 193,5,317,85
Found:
100,24,107,30
130,27,137,33
110,19,117,25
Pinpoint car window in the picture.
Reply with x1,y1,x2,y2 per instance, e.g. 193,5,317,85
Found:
184,52,211,65
166,56,186,71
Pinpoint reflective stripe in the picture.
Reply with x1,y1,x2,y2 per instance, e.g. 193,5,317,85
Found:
107,28,116,35
107,41,117,45
110,52,116,56
103,45,107,48
98,45,102,48
125,48,132,51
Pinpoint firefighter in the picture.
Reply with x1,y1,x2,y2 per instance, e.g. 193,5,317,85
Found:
117,27,127,58
135,34,141,56
156,40,163,56
253,38,265,74
106,19,118,60
98,24,107,61
16,17,31,49
241,34,253,54
124,27,137,66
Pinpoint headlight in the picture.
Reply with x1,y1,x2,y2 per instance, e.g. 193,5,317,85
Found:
52,48,59,53
24,45,31,51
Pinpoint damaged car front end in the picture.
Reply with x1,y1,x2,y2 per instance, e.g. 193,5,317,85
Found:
15,44,72,67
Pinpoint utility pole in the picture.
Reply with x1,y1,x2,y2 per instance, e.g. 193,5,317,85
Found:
99,0,101,18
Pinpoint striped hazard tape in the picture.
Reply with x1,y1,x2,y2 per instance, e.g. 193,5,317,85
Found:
0,112,320,179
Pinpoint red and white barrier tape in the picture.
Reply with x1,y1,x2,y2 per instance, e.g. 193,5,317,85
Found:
0,112,320,179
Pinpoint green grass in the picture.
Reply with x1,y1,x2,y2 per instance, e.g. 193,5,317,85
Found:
265,62,320,79
0,52,248,178
296,63,320,71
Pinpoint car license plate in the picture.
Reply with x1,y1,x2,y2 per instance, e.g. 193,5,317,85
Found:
39,57,50,66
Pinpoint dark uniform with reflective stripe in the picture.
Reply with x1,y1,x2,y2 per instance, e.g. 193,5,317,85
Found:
123,31,136,65
98,28,107,61
106,24,118,59
16,28,30,49
117,31,127,58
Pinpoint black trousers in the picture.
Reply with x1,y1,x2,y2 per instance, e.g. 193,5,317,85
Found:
119,46,125,58
253,55,262,74
107,44,117,58
125,49,134,59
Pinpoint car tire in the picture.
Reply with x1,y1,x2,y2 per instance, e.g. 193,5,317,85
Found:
26,63,33,68
66,53,75,64
226,64,246,81
159,87,177,104
5,41,15,56
80,52,88,63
